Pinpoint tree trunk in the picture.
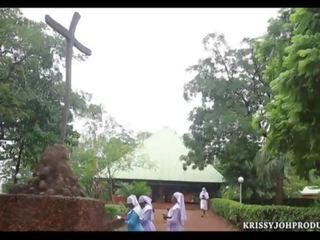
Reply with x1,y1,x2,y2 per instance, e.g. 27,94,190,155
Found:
275,174,284,205
107,168,114,203
107,179,114,203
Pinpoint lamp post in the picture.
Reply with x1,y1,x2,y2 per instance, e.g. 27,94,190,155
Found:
238,176,244,204
16,173,21,183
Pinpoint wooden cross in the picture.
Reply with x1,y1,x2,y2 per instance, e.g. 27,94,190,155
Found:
45,12,92,144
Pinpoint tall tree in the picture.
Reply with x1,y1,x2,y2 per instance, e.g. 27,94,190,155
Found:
181,32,272,201
261,8,320,177
249,8,295,204
252,8,294,136
0,8,101,183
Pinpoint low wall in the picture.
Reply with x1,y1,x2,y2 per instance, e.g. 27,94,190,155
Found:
0,194,105,231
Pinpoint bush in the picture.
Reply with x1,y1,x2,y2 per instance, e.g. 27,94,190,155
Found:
310,200,320,209
104,204,128,217
115,181,151,199
219,185,238,200
1,181,14,193
212,198,320,231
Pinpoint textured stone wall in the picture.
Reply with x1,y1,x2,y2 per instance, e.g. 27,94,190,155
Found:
0,194,105,231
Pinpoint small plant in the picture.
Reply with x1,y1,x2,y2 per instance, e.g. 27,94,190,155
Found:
104,203,128,217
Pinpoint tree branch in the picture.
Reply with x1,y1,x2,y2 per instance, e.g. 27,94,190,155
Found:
213,48,232,81
234,90,251,115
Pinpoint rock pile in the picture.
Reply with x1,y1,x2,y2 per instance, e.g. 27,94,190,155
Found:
10,144,85,197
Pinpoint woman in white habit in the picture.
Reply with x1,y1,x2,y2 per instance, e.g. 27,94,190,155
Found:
138,195,156,231
163,192,187,231
199,187,209,217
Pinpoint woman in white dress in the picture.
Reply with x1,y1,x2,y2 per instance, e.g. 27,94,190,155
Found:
163,192,187,231
138,195,156,231
199,187,209,217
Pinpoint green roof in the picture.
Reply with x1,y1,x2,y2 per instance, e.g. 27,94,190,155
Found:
99,127,224,183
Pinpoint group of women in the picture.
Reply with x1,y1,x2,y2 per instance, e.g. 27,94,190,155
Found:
120,192,187,231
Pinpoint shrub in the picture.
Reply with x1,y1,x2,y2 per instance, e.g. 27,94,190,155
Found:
104,204,128,217
310,200,320,209
212,198,320,231
1,181,14,193
219,185,238,200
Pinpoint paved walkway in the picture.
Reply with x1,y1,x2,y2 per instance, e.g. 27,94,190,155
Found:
153,203,237,231
116,203,237,231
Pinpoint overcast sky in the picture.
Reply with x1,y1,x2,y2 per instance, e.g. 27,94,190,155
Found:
21,8,280,135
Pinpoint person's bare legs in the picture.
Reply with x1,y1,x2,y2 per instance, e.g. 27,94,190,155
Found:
201,210,205,217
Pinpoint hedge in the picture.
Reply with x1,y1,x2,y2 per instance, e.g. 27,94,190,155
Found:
104,204,128,217
212,198,320,231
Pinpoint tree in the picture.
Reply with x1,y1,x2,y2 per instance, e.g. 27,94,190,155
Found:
181,32,272,201
71,114,142,201
252,8,294,137
260,8,320,177
0,8,101,183
95,135,137,200
254,151,290,204
136,131,152,142
69,145,97,197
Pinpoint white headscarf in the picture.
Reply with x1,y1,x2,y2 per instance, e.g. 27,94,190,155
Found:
173,192,187,225
138,195,154,220
127,194,143,219
200,187,209,199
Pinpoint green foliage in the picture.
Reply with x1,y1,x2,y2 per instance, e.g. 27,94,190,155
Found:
212,198,320,230
71,115,139,200
115,181,152,199
258,8,320,176
1,181,14,193
219,185,238,200
70,146,98,198
181,32,275,202
284,174,308,198
0,8,102,183
310,200,320,209
104,204,128,217
308,169,320,186
284,168,320,198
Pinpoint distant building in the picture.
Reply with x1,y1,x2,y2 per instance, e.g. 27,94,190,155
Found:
98,127,224,203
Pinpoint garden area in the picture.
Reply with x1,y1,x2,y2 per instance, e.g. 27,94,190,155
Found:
1,7,320,231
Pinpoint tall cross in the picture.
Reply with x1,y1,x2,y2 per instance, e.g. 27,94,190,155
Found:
45,12,92,144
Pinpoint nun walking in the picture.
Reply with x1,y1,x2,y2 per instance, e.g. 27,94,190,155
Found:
121,194,144,231
138,195,156,231
163,192,187,231
199,187,209,217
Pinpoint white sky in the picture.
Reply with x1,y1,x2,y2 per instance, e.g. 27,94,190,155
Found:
21,8,280,135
